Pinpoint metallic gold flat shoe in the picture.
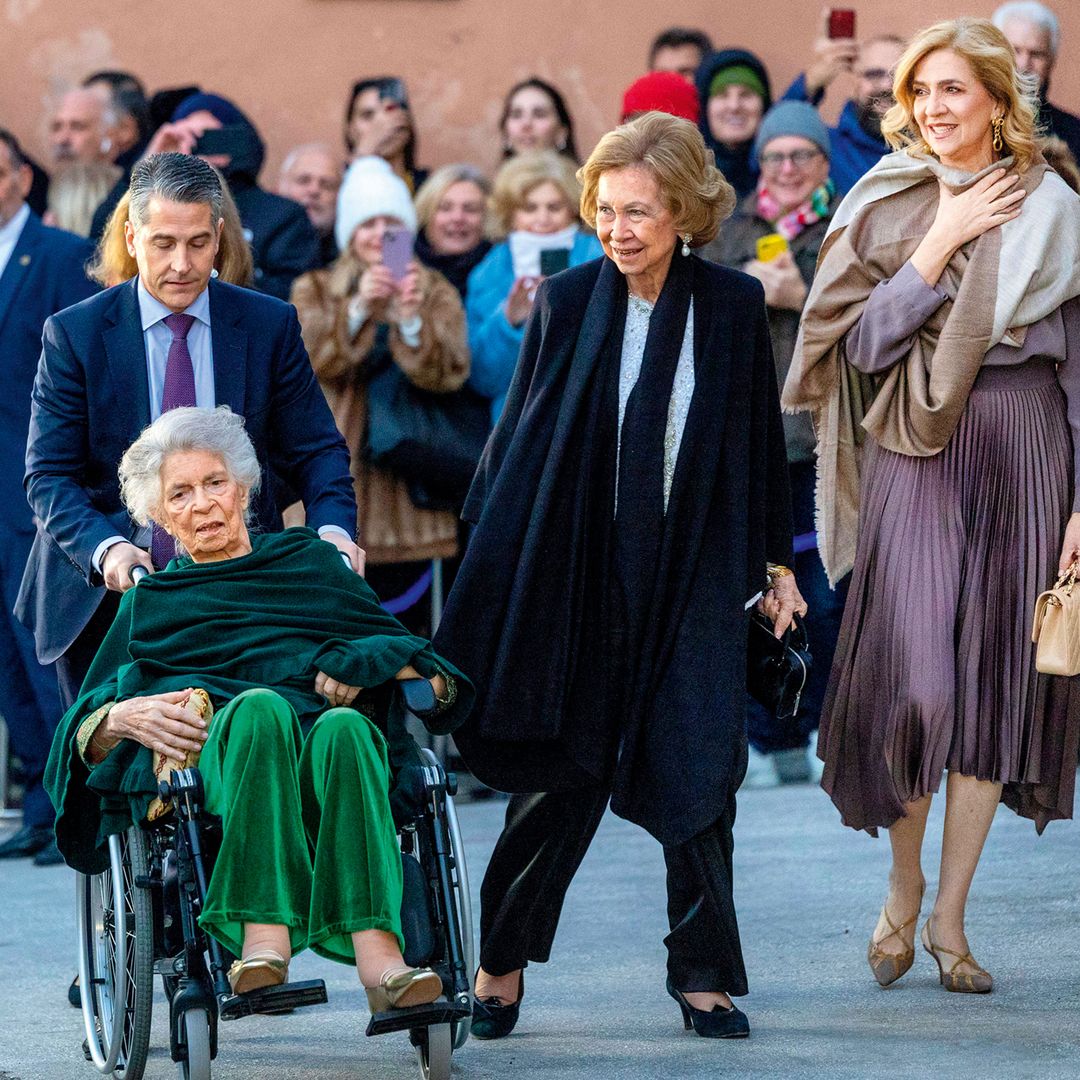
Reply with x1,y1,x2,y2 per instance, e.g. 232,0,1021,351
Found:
227,950,289,995
365,966,443,1012
921,918,993,994
867,886,924,987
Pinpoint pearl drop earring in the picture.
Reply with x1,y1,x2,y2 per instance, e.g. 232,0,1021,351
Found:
681,234,691,257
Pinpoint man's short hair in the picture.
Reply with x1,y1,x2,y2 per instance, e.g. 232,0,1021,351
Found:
0,128,27,170
648,27,715,66
83,70,151,143
992,1,1061,56
128,153,224,228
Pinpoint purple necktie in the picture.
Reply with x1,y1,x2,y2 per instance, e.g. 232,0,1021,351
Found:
151,313,198,568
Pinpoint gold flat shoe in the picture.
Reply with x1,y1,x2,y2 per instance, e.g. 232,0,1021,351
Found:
921,918,993,994
365,966,443,1012
867,885,924,987
227,949,289,995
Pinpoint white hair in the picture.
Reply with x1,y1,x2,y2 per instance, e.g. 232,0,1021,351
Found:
279,142,340,179
992,1,1061,56
119,406,261,527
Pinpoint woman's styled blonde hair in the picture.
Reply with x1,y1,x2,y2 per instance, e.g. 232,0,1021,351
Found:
882,17,1040,172
88,174,255,289
414,163,491,231
578,112,735,248
488,150,582,239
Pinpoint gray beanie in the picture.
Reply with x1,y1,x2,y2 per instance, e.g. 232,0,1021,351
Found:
753,101,831,163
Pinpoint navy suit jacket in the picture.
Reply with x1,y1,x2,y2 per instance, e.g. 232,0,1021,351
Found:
17,276,358,663
0,212,95,541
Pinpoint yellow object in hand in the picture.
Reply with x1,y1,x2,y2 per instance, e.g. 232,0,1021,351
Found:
755,233,789,263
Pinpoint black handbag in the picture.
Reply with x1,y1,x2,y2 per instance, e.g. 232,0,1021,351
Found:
364,343,491,512
746,611,812,722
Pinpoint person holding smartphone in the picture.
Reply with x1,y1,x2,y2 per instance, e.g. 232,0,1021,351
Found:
345,77,428,193
781,10,905,193
465,151,602,423
290,157,469,603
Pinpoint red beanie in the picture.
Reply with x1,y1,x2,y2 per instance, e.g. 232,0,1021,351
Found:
620,71,700,124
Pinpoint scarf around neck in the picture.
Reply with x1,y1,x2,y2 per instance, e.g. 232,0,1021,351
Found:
756,178,835,241
782,149,1080,584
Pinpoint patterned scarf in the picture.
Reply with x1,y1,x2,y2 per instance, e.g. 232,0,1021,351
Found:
756,178,835,240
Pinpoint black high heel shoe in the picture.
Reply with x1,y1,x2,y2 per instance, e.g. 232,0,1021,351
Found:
666,977,749,1039
471,969,524,1040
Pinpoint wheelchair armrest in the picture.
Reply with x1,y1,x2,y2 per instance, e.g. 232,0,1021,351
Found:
399,677,437,717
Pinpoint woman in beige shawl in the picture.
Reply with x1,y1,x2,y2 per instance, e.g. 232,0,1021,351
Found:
784,18,1080,994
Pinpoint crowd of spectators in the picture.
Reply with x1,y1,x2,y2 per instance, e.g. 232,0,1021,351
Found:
2,2,1080,863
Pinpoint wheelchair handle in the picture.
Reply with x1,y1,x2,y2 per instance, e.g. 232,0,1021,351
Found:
129,564,150,585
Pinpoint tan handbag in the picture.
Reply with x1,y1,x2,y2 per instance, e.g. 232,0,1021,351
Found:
1032,562,1080,677
147,689,214,821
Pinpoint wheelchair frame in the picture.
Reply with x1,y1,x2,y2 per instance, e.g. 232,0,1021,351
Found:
76,746,473,1080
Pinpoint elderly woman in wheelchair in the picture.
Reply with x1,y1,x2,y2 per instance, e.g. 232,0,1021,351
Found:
46,405,474,1021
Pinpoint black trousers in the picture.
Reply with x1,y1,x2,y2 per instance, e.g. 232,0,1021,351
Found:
55,592,120,709
478,765,749,996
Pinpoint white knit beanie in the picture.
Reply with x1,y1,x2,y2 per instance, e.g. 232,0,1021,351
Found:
335,156,418,251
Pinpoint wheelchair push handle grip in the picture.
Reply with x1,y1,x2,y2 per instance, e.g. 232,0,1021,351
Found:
129,564,150,585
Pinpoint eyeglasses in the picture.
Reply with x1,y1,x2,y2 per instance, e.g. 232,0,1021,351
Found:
858,68,893,82
759,148,823,170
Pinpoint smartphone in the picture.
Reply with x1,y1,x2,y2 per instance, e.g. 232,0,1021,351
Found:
382,226,414,282
193,124,252,159
756,233,789,263
827,8,856,39
539,248,570,277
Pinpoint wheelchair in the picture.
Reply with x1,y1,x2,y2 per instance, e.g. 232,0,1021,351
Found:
74,683,474,1080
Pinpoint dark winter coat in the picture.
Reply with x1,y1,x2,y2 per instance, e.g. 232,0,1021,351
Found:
433,255,793,846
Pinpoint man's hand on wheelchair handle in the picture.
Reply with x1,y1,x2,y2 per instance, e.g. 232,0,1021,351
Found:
322,531,366,575
103,542,154,592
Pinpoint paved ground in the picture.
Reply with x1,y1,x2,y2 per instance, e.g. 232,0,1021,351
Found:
2,779,1078,1080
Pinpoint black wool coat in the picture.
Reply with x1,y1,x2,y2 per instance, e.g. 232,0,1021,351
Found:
434,255,793,846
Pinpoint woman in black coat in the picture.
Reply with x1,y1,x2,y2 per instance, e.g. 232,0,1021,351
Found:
433,112,805,1040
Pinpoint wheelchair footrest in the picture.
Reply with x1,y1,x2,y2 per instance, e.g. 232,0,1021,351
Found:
366,997,469,1037
219,979,327,1021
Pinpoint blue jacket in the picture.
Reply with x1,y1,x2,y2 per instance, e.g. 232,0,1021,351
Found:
17,276,357,663
0,212,95,537
782,73,890,194
466,232,604,422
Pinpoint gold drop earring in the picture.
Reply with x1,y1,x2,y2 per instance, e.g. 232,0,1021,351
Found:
991,115,1004,153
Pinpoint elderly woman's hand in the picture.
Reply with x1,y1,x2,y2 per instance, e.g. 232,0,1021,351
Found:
102,691,209,759
316,671,362,708
758,571,809,639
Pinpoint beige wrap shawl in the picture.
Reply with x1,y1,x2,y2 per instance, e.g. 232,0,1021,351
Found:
783,150,1080,585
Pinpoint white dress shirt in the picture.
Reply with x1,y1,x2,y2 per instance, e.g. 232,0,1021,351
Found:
0,202,30,282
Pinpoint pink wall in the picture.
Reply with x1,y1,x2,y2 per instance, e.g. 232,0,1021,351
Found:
3,0,1078,181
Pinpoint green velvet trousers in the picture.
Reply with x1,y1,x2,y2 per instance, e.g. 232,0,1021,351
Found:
197,688,404,964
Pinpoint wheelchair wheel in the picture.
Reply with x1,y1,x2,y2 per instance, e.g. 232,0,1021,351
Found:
415,1022,452,1080
419,748,475,1050
443,780,474,1050
77,827,154,1078
176,1008,211,1080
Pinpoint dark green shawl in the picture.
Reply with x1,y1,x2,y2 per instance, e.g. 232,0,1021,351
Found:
45,528,473,873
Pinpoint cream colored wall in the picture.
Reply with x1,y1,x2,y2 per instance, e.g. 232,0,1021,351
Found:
3,0,1079,182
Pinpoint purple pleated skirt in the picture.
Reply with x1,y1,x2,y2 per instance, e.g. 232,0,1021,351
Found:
820,357,1080,834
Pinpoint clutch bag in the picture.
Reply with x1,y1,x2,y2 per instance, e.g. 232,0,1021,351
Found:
1032,561,1080,677
746,611,812,722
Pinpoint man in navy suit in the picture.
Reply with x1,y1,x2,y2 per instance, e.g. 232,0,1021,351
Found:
18,153,361,850
0,129,96,863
